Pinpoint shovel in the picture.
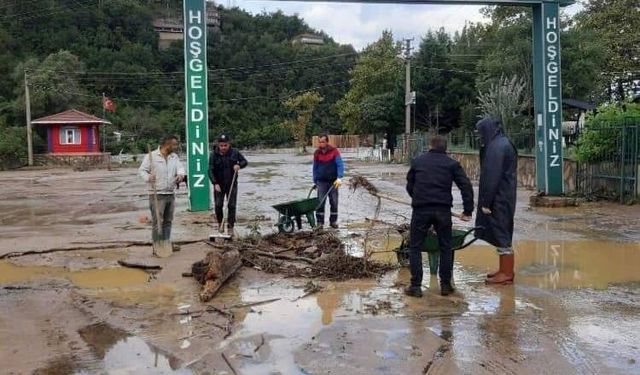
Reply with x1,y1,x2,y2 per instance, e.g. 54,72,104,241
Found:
209,169,239,242
148,146,173,258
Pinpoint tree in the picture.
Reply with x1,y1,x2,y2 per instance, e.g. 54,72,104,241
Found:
282,91,324,153
336,31,404,138
477,75,529,134
13,51,88,120
574,102,640,163
575,0,640,101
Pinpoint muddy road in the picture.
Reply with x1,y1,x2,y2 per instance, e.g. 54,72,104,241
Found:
1,150,639,374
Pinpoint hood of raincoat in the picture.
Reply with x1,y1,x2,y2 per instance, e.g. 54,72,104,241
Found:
475,117,503,147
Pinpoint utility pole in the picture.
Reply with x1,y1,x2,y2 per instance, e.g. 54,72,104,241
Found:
24,71,33,166
404,38,413,137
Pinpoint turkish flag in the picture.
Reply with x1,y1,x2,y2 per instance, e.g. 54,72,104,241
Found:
102,96,116,113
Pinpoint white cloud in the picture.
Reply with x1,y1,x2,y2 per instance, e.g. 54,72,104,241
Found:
236,1,487,49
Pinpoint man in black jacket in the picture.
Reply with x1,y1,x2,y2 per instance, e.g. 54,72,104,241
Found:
208,134,248,232
405,136,474,297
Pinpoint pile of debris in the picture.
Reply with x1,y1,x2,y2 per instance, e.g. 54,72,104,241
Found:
191,231,396,301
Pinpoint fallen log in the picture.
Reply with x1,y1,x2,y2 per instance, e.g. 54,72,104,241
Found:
192,249,242,302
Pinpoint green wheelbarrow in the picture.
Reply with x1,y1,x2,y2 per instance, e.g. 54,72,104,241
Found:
394,226,481,274
272,186,333,233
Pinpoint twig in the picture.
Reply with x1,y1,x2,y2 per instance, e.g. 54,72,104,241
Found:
1,240,203,259
206,305,234,319
221,352,238,375
254,334,265,352
227,298,281,309
251,250,316,265
117,260,162,270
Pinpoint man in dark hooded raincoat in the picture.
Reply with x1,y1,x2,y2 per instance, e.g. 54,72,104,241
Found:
475,117,518,284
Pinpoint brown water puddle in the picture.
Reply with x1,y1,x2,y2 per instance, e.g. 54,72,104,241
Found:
457,240,640,289
0,261,149,288
77,322,191,374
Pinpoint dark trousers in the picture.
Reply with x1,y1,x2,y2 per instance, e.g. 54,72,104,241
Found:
316,180,339,225
149,194,175,242
214,187,238,227
409,209,453,287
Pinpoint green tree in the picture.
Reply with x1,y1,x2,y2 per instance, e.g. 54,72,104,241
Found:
575,0,640,101
14,51,88,119
575,102,640,163
282,91,324,153
336,31,404,138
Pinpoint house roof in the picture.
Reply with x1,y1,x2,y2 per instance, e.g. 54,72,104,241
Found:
563,98,596,111
31,109,111,125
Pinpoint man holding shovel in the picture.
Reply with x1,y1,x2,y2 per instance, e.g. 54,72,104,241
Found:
208,134,248,236
138,135,185,256
405,136,474,297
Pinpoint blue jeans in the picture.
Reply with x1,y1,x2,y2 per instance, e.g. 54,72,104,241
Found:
409,210,453,287
316,180,339,225
149,194,175,242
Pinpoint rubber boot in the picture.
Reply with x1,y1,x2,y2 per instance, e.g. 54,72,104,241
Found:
486,254,514,285
487,256,504,278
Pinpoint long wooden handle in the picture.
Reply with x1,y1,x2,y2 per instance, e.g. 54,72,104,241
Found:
375,192,467,220
220,170,239,231
148,146,163,235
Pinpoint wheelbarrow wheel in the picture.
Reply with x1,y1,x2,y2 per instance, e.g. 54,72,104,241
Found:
277,216,295,233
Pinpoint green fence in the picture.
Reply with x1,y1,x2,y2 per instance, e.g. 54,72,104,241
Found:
396,129,536,161
575,119,640,203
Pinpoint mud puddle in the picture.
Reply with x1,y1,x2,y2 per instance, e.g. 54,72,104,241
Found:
457,240,640,289
0,261,149,288
76,322,191,374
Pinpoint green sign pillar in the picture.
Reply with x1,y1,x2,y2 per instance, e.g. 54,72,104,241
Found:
183,0,210,211
532,1,564,195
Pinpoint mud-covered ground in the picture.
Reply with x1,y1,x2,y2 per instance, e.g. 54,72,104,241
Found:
1,150,639,375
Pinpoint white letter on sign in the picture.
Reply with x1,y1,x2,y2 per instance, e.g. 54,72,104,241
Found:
191,92,203,106
191,75,203,89
189,26,202,40
192,142,204,156
189,10,202,24
191,109,204,122
550,155,560,167
190,59,203,72
193,174,206,187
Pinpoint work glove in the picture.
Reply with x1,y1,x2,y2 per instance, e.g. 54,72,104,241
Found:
333,178,342,189
481,207,492,215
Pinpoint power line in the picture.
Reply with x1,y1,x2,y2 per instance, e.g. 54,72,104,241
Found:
31,52,359,77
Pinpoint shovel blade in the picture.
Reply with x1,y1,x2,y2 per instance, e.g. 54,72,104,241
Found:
154,240,173,258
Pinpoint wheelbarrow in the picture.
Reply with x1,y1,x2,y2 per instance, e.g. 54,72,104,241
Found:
394,226,481,275
272,186,333,233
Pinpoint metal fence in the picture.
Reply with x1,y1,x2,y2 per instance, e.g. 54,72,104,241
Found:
395,129,537,161
575,120,640,203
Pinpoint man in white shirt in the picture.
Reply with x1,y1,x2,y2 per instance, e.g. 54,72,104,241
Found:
138,135,186,252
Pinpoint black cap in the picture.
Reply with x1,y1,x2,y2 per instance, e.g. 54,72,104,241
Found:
218,134,230,143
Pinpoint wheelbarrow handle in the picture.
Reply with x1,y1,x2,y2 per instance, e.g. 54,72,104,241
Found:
308,185,317,199
314,185,335,211
454,226,484,251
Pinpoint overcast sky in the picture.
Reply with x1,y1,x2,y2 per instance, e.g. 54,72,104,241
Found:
235,1,583,50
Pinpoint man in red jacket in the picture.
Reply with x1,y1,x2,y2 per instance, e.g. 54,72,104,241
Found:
313,135,345,229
